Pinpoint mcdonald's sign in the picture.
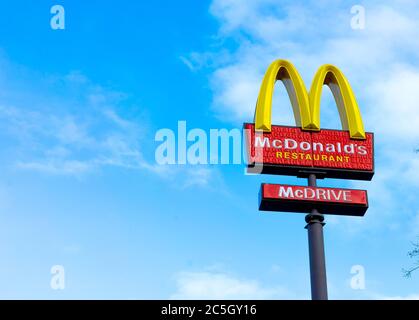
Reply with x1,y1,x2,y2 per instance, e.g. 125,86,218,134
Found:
244,60,374,180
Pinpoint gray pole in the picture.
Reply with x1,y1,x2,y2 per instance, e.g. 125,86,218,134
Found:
305,174,328,300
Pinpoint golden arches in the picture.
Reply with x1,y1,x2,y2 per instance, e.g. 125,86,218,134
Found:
254,60,366,140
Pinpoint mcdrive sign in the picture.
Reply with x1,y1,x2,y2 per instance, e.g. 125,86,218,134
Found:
244,59,374,216
259,184,368,216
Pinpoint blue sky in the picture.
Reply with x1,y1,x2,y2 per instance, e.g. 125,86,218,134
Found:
0,0,418,299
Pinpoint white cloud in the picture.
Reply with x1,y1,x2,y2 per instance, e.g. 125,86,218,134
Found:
171,270,290,299
179,53,215,72
16,159,93,175
365,66,419,142
379,294,419,300
0,54,158,176
183,167,214,188
0,103,146,175
180,51,232,72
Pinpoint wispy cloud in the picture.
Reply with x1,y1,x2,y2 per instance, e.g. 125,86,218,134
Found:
171,269,291,299
0,54,228,193
376,293,419,300
182,167,219,189
180,51,231,72
0,54,159,176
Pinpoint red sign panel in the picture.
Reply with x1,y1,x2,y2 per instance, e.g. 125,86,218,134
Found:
260,184,368,216
244,123,374,180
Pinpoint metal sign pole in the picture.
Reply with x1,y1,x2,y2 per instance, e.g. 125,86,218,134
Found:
305,174,328,300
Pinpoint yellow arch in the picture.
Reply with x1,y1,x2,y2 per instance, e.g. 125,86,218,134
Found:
254,60,312,132
254,60,366,140
308,64,365,139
